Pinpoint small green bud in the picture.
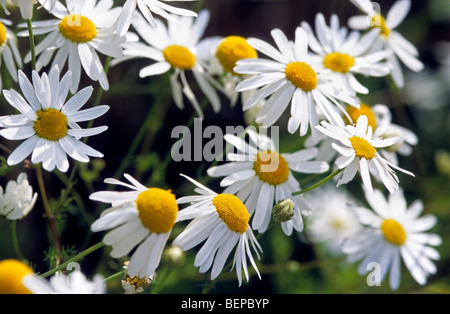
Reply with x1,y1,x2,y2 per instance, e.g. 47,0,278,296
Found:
272,199,295,222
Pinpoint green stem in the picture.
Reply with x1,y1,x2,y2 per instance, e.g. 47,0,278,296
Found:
292,168,344,196
26,19,36,70
10,221,26,262
104,270,124,283
40,241,105,278
35,165,63,259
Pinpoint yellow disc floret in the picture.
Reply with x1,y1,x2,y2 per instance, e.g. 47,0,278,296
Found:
215,36,257,74
381,219,406,245
0,259,34,294
346,103,377,130
285,62,318,91
371,14,390,38
349,136,376,160
59,14,97,43
212,194,250,234
163,45,196,70
323,52,355,73
0,21,7,47
34,109,68,141
136,188,178,234
254,150,290,185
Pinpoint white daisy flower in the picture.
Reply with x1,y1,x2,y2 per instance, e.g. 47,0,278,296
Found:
18,0,125,93
0,172,38,220
348,0,424,87
23,271,105,294
206,35,259,107
342,188,441,290
207,128,330,235
173,174,262,286
90,174,179,279
1,0,37,19
316,114,414,193
0,259,34,294
301,12,392,95
234,26,359,140
0,19,23,91
114,9,222,118
305,184,361,255
346,103,418,165
0,66,109,172
117,0,197,36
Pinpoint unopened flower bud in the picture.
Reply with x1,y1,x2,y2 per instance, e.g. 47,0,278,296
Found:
272,199,295,222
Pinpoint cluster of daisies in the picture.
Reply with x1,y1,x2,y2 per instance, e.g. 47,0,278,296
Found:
0,0,441,294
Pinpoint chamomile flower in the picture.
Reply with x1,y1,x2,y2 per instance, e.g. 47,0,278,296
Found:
173,174,262,286
0,172,38,220
0,66,109,172
23,271,105,294
207,35,258,106
301,13,392,95
117,0,197,36
342,188,441,290
0,19,22,91
346,103,418,165
0,259,34,294
115,10,222,118
316,115,414,193
234,26,359,140
19,0,124,93
90,174,179,279
207,128,329,235
348,0,424,87
306,184,361,255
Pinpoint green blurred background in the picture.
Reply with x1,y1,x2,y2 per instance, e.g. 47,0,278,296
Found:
0,0,449,294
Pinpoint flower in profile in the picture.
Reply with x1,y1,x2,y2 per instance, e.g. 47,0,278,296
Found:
0,66,109,172
301,13,392,95
0,172,37,220
90,174,178,279
23,270,105,294
316,115,414,193
0,0,54,19
117,0,197,36
207,128,329,235
208,35,258,106
342,188,441,290
348,0,424,87
173,174,262,286
0,259,34,294
234,26,358,140
18,0,124,93
0,18,23,91
115,10,222,118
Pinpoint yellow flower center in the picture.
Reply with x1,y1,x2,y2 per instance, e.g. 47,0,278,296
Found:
34,109,68,141
59,14,97,43
381,219,406,245
371,14,390,38
285,62,318,91
212,194,250,234
323,52,355,73
135,188,178,234
254,150,290,186
346,103,377,130
0,21,7,47
215,36,257,74
163,45,196,70
349,136,376,160
0,259,34,294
